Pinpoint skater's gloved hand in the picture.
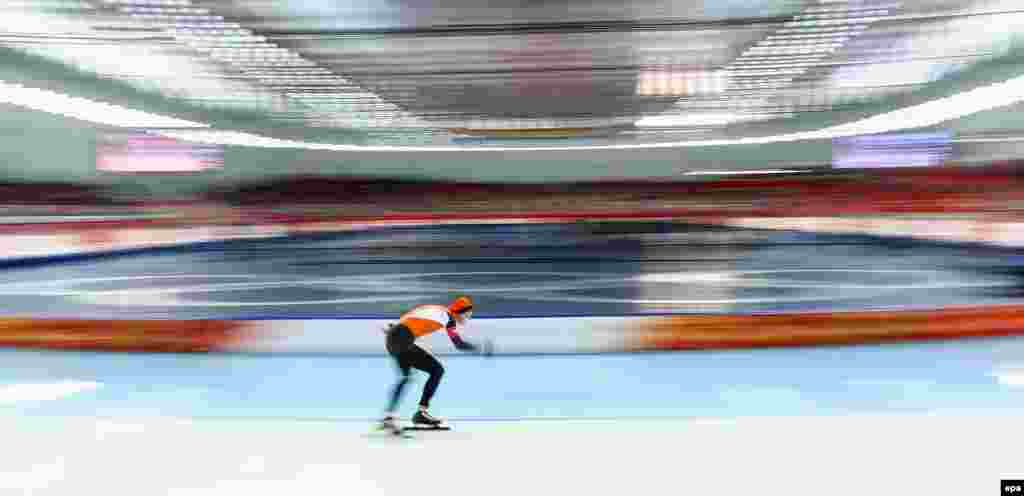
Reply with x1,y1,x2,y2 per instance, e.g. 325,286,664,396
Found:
449,329,478,352
454,340,478,353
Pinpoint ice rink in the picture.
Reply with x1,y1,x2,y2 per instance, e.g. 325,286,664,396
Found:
1,222,1022,494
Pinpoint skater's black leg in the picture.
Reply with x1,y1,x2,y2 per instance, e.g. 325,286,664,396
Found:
384,325,416,413
387,359,412,413
421,364,444,408
407,345,444,408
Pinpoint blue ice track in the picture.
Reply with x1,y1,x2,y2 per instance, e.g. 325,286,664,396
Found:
0,222,1019,319
3,334,1024,423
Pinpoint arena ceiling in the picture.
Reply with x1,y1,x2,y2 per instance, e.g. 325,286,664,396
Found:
1,0,1023,150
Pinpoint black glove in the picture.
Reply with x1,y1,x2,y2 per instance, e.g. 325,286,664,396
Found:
454,339,477,353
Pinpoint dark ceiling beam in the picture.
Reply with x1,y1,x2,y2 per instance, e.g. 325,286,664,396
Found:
256,16,791,38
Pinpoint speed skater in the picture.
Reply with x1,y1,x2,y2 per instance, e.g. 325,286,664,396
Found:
379,295,481,433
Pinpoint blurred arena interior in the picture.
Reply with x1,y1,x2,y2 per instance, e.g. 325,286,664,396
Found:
3,0,1024,494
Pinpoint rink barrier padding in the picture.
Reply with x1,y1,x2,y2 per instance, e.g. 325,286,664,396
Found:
622,305,1024,351
2,305,1024,354
0,319,250,352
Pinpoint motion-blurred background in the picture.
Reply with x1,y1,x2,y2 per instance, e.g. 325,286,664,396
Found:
2,1,1024,493
4,0,1024,347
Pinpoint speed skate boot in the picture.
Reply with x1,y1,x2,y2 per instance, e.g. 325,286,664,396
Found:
411,408,444,428
378,414,402,435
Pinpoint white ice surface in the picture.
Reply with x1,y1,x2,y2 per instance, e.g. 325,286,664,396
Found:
0,413,1016,496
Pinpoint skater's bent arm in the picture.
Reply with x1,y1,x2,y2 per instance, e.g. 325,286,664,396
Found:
446,321,477,352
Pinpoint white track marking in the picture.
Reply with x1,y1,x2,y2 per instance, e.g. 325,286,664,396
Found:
71,293,433,307
0,380,101,403
989,369,1024,387
0,269,1012,308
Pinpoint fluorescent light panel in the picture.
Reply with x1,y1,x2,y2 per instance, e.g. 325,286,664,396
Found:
0,80,207,128
160,69,1024,151
684,170,807,176
635,113,759,127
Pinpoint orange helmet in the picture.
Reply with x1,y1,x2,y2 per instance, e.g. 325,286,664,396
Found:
448,296,474,315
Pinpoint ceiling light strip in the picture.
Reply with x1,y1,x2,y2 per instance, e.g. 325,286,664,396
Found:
158,67,1024,150
0,80,208,128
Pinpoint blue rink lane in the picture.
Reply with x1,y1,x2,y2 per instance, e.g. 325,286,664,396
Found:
3,334,1024,423
0,222,1019,319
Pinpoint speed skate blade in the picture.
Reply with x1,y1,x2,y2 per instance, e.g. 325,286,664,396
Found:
404,425,451,431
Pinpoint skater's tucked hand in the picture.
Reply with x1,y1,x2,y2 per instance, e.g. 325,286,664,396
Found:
453,339,478,353
448,327,478,352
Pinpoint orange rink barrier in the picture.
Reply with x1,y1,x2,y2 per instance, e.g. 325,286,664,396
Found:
622,305,1024,351
0,319,249,352
1,305,1023,354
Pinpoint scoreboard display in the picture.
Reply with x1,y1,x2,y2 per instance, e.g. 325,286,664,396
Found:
833,131,954,169
96,132,223,174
